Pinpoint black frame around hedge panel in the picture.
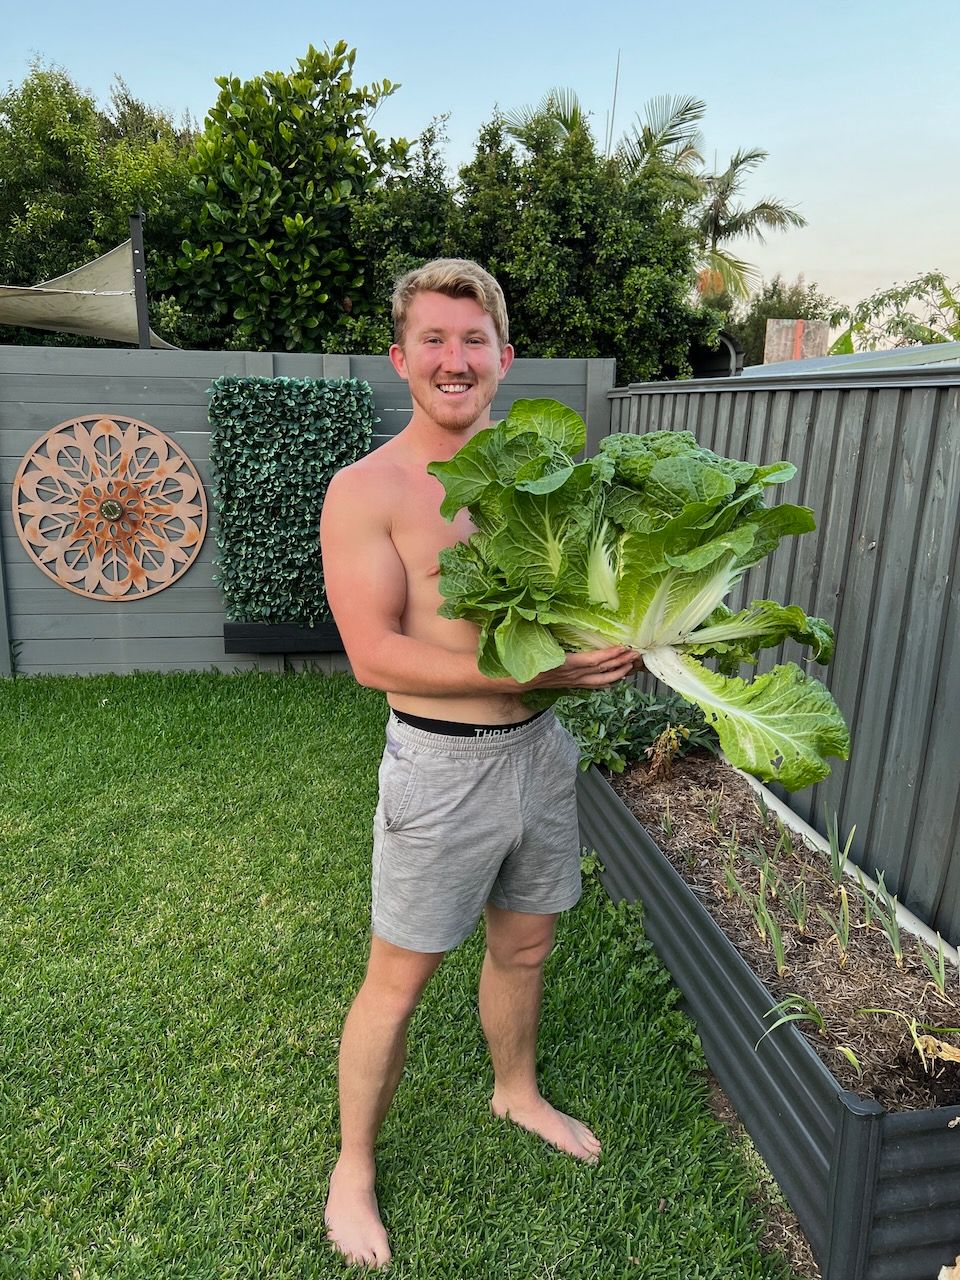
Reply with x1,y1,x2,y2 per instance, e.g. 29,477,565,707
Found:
222,622,343,654
576,766,960,1280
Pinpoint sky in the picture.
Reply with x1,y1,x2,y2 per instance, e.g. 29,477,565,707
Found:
3,0,957,309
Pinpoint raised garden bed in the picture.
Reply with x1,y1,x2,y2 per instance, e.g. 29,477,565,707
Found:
222,621,343,655
577,759,960,1280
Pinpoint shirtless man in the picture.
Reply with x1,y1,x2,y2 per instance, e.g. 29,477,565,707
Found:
319,259,638,1268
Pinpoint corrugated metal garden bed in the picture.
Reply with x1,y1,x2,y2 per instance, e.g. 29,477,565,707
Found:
577,764,960,1280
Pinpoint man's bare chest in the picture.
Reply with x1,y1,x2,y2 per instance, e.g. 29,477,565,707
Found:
388,475,475,580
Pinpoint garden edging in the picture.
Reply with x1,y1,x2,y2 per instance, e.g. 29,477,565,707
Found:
577,764,960,1280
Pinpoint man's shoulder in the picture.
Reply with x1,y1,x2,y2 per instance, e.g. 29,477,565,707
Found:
323,439,413,535
331,440,404,491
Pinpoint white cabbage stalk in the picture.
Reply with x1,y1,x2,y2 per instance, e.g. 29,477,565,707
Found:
585,521,620,611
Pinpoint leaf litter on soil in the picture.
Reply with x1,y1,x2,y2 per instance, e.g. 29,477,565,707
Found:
609,750,960,1111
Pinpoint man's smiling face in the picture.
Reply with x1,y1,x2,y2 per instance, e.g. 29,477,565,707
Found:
389,291,514,434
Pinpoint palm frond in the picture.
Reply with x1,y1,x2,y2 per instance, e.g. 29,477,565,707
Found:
724,200,807,243
725,146,768,173
617,94,705,177
698,248,759,300
503,86,587,145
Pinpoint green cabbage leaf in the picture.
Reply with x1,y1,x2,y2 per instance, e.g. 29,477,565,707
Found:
428,399,850,790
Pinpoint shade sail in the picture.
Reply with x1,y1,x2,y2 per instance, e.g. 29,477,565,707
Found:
0,241,176,349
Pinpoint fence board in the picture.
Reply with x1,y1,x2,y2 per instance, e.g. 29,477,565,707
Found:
726,390,752,464
880,389,960,929
10,584,229,615
19,635,252,666
827,388,901,877
22,611,228,641
0,374,230,407
0,510,9,676
857,388,942,877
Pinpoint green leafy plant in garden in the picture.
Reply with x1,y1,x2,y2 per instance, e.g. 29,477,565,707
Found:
207,375,374,625
554,682,716,773
429,398,850,790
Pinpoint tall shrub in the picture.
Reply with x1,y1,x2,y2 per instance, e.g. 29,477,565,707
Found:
178,43,408,352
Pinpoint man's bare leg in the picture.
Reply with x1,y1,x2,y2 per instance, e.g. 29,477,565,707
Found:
479,904,601,1162
325,937,443,1268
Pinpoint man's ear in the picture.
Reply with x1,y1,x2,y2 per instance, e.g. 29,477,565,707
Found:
388,343,408,380
498,343,515,380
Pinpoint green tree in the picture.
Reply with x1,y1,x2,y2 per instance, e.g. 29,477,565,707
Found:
696,148,807,299
322,119,460,353
491,88,805,306
0,63,106,286
457,112,718,383
830,271,960,352
175,41,409,352
727,275,840,367
0,62,195,345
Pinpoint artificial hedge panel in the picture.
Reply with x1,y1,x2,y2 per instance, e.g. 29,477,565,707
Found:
207,376,375,625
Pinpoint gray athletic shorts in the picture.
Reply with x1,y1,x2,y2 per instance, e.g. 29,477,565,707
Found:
371,710,583,953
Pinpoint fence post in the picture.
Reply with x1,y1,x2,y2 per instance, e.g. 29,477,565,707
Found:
0,530,12,677
584,358,617,456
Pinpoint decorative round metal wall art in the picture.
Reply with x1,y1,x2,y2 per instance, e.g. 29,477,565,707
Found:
12,415,208,599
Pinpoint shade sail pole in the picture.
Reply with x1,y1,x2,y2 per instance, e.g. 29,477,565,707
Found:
130,210,151,350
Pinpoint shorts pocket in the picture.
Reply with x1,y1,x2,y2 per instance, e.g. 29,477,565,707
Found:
380,754,420,832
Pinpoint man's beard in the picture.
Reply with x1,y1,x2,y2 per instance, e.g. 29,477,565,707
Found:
411,383,486,431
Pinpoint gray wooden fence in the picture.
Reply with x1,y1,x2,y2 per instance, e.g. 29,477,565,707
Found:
0,346,614,678
607,363,960,945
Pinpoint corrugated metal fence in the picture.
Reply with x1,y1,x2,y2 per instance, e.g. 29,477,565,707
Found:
0,345,614,678
604,364,960,945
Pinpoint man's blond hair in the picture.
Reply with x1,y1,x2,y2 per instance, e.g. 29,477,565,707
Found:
391,258,509,349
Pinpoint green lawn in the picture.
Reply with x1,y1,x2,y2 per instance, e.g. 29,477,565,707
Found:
0,671,799,1279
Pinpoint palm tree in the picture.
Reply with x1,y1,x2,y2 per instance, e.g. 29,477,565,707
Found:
615,94,705,200
696,147,807,299
502,87,589,147
501,88,806,301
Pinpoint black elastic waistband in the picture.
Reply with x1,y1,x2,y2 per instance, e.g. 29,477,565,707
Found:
391,708,547,738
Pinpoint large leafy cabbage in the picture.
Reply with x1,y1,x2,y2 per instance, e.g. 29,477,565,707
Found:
428,398,850,791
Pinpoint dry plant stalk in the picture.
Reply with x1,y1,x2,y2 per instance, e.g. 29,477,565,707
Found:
646,726,683,782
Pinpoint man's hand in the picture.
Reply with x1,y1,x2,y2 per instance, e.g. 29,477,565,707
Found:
526,645,644,690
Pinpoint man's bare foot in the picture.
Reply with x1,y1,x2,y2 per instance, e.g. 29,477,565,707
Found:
324,1159,391,1269
491,1092,601,1162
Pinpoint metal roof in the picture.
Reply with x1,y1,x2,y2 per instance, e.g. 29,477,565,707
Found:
744,341,960,377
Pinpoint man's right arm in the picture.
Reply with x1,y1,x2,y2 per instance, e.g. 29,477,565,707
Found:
319,467,638,697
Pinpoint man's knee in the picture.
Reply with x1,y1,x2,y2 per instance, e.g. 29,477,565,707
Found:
485,919,556,970
359,937,443,1019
